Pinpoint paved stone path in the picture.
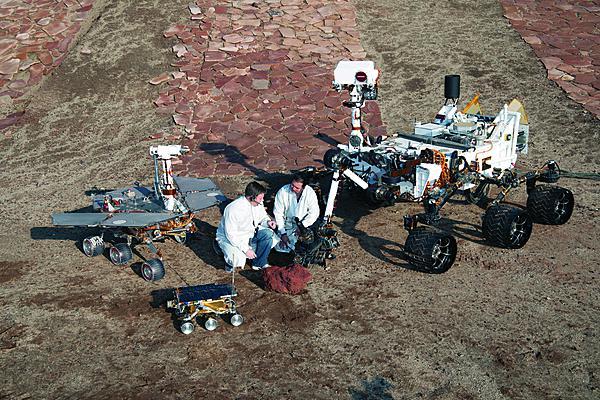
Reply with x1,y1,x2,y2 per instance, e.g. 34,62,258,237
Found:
0,0,97,106
499,0,600,119
151,0,385,176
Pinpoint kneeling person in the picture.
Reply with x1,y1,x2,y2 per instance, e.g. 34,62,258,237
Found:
216,181,279,272
273,174,320,252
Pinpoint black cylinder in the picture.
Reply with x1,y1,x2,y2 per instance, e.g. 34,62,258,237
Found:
444,74,460,99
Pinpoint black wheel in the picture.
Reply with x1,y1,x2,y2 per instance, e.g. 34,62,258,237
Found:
141,258,165,281
404,228,457,273
465,182,490,206
482,205,533,249
365,189,385,208
109,243,133,265
527,185,574,225
323,148,341,169
82,236,104,257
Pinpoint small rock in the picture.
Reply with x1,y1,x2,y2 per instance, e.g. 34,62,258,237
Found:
189,4,202,15
223,33,244,44
42,21,68,36
0,39,16,56
283,38,303,47
19,59,38,71
172,44,188,57
15,33,30,41
267,9,283,17
523,35,542,45
80,47,92,54
0,58,20,75
148,73,170,85
219,46,239,52
37,17,51,26
279,27,295,38
252,79,269,90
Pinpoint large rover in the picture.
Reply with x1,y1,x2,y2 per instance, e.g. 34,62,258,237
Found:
321,61,574,273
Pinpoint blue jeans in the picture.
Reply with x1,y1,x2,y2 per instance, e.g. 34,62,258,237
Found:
217,228,278,269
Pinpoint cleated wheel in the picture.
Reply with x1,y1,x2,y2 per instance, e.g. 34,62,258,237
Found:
109,243,133,265
179,321,195,335
404,228,457,273
204,317,218,331
465,182,490,207
230,313,244,327
527,185,574,225
82,236,105,257
173,232,187,245
482,205,533,249
141,258,165,282
365,189,385,209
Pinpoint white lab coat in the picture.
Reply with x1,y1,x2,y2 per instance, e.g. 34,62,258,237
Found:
216,196,270,253
273,184,320,251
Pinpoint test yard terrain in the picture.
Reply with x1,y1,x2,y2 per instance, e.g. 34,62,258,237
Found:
0,0,598,398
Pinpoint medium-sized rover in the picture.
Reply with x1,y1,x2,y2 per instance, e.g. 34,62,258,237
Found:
52,145,225,281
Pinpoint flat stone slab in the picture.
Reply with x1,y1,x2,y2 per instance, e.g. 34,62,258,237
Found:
0,0,99,111
153,0,387,177
499,0,600,119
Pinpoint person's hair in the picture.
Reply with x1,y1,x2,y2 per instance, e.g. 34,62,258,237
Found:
291,174,305,186
245,181,266,200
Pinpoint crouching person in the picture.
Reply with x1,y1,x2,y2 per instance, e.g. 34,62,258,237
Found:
273,174,320,253
216,181,279,272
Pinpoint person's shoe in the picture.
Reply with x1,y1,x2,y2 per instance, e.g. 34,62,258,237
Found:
225,264,234,273
251,264,270,271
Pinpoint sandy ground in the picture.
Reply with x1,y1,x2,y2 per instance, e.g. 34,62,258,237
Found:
0,0,599,399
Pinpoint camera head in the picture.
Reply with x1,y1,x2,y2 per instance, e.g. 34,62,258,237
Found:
332,60,378,101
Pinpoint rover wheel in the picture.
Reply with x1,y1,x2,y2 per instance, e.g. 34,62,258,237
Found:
141,258,165,282
174,232,187,244
365,189,385,208
465,182,490,206
204,317,218,331
482,205,533,249
180,321,195,335
323,148,341,170
230,313,244,327
403,228,457,273
109,243,133,265
526,185,574,225
82,236,104,257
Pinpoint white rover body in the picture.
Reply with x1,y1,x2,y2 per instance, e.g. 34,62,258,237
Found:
321,61,573,273
330,61,530,201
